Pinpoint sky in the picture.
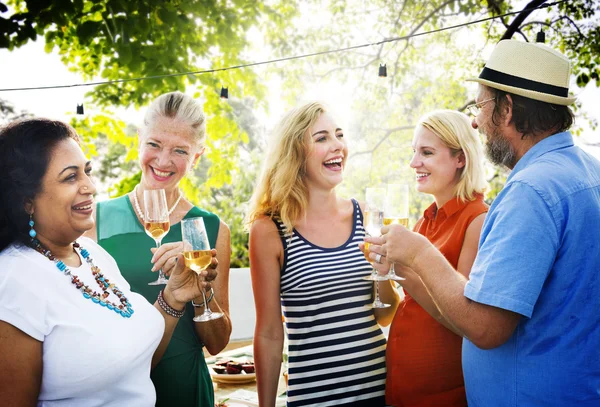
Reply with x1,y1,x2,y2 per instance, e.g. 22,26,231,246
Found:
0,37,599,159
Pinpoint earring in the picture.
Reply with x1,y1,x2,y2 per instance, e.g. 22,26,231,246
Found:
29,214,37,239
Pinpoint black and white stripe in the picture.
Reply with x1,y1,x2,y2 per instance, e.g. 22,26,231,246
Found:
275,199,387,407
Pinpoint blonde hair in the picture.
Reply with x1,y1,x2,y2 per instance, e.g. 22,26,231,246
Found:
245,102,327,233
141,91,207,146
417,109,487,201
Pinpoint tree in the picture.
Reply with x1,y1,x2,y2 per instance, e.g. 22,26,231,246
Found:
1,0,296,190
0,97,30,122
262,0,599,207
2,0,599,267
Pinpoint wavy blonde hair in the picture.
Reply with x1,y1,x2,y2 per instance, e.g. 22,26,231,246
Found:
417,109,487,201
245,102,327,233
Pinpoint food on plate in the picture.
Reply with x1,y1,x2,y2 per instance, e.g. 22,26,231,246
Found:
226,362,243,375
241,363,255,374
212,360,255,375
212,366,226,374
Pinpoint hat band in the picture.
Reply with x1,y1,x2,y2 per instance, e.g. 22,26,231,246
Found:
479,67,569,98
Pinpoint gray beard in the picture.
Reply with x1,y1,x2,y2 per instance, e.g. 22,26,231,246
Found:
485,128,517,169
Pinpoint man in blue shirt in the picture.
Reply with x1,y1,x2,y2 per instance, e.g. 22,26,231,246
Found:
369,40,600,406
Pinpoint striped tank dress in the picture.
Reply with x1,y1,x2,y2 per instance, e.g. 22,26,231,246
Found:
275,199,387,407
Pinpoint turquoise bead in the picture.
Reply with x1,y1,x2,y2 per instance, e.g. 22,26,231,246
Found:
35,242,134,319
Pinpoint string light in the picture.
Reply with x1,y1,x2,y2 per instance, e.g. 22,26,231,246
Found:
76,103,84,115
0,0,567,94
220,86,229,99
536,27,546,43
378,64,387,78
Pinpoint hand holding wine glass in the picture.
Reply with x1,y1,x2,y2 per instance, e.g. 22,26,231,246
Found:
145,189,170,285
181,217,223,322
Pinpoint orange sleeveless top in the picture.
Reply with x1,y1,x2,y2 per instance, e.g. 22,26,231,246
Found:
385,195,488,407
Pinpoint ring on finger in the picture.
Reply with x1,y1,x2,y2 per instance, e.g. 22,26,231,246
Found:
375,253,382,264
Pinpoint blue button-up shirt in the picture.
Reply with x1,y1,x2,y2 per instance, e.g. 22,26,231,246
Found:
463,132,600,406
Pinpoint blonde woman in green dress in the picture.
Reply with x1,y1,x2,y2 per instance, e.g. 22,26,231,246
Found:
86,91,232,407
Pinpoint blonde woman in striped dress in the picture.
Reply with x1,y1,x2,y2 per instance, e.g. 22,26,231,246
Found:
246,102,400,407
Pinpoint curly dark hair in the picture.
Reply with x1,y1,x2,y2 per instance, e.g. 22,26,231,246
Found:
488,88,574,138
0,118,79,251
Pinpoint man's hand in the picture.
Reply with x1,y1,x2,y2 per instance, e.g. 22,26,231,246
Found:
365,224,433,270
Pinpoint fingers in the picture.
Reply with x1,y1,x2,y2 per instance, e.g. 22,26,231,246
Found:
151,242,184,272
170,253,185,276
208,249,219,270
199,265,218,283
160,256,178,277
364,235,385,245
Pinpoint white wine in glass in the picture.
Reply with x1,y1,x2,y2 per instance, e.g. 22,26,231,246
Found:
383,184,409,281
363,187,390,309
181,217,223,322
183,250,213,273
383,217,409,227
145,189,170,285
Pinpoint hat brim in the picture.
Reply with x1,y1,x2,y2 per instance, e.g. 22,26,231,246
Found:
467,77,576,106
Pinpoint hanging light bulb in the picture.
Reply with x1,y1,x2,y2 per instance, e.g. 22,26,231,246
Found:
378,64,387,78
536,28,545,43
220,86,229,99
76,103,84,115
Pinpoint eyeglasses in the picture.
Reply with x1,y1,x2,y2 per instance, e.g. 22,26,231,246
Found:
466,97,496,117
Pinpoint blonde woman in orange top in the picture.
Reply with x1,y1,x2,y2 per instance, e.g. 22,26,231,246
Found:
369,110,488,406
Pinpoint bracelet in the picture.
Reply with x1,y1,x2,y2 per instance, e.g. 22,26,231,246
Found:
157,289,185,318
192,287,215,308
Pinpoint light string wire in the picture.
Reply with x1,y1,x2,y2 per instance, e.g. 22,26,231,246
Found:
0,0,568,93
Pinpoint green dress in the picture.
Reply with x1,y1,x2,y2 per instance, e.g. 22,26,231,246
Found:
97,195,219,407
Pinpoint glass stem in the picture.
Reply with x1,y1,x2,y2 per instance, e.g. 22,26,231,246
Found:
375,279,381,303
156,239,166,280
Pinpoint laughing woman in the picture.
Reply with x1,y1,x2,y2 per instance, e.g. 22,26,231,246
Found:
87,92,232,407
246,102,400,407
0,118,208,406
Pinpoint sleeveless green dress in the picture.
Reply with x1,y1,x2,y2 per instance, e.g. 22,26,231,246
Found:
97,195,219,407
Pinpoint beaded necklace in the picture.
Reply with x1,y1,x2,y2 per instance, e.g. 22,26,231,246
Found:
32,239,134,318
133,185,182,222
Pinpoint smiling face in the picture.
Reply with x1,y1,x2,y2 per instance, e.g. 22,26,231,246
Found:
410,125,465,206
28,138,97,246
304,112,348,191
138,116,204,191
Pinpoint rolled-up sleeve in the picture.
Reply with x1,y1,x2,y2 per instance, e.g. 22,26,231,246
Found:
465,181,559,318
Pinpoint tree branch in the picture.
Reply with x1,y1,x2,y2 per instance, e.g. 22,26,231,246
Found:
351,125,414,158
500,0,548,40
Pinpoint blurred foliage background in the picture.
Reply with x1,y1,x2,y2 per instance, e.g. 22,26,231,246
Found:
1,0,599,267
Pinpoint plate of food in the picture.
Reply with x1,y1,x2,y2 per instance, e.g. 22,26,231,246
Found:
210,360,256,384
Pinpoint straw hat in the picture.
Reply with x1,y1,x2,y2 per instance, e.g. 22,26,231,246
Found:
467,40,576,105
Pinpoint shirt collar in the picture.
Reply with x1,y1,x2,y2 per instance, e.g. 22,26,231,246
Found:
423,195,478,220
508,131,574,182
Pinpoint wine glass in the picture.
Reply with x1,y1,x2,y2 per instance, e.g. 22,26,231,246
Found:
181,217,223,322
145,189,170,285
383,184,409,281
362,187,390,309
